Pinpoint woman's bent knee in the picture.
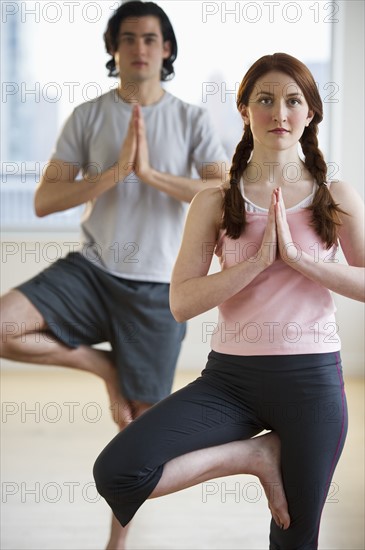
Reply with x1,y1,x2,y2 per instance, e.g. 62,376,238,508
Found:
93,430,164,526
93,444,134,526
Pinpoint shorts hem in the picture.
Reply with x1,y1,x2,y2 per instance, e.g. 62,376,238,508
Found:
16,287,78,349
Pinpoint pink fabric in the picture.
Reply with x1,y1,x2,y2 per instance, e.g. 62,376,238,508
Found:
211,207,341,355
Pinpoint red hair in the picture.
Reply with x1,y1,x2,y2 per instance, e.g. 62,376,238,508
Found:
223,53,345,248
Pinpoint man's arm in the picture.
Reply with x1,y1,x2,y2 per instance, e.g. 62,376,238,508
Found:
136,165,228,203
36,104,228,216
34,160,125,217
35,109,138,217
134,104,229,203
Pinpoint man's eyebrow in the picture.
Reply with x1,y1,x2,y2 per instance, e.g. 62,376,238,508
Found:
119,32,159,38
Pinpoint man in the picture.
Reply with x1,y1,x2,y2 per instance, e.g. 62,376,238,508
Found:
0,1,227,548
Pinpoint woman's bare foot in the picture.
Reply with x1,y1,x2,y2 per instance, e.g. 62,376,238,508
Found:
249,431,290,530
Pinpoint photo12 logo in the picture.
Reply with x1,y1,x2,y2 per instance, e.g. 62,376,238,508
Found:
1,481,101,504
201,2,340,24
1,2,121,24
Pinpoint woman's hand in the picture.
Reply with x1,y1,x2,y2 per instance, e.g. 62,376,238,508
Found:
274,183,365,301
257,190,278,268
275,187,301,264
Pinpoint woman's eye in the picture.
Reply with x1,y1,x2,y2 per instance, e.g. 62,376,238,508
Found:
259,97,272,105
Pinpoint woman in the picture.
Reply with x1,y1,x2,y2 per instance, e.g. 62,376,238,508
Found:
94,53,364,548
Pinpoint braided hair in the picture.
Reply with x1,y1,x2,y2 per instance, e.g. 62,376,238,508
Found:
222,53,345,248
300,123,344,247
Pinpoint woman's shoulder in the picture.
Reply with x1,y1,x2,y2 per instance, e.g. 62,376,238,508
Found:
328,179,364,211
190,185,226,225
193,184,227,204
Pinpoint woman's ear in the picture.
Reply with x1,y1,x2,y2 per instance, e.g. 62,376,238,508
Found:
306,109,315,127
239,104,250,125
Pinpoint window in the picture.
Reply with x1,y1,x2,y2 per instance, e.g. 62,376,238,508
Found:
1,0,334,231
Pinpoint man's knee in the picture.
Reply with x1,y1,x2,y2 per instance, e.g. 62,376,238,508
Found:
0,291,45,354
0,294,20,354
0,319,19,347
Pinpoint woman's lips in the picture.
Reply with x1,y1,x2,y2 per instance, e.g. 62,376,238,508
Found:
269,128,289,134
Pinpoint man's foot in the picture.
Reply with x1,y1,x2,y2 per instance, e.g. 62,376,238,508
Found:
87,348,133,430
104,366,133,429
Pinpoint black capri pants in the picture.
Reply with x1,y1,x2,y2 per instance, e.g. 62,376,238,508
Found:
94,351,347,549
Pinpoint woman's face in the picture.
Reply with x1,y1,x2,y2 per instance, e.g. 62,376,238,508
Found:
240,70,314,152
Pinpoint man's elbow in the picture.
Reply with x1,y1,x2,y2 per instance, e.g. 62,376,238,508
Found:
34,195,50,217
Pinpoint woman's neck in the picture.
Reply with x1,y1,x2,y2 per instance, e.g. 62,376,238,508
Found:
247,148,309,187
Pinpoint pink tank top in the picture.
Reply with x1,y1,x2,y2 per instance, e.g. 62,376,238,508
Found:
211,182,341,355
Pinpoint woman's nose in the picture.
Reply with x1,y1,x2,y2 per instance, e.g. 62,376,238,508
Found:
273,102,287,123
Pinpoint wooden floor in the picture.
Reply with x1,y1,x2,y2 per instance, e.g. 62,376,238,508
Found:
1,366,364,550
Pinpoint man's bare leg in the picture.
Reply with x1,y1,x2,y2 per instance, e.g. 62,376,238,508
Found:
0,290,132,426
106,514,131,550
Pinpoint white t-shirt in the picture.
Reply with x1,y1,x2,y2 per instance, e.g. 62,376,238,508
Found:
52,90,228,282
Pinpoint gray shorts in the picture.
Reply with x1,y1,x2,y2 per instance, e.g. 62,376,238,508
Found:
17,252,186,403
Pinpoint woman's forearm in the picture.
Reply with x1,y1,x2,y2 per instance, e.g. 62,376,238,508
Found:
286,252,365,302
170,256,268,322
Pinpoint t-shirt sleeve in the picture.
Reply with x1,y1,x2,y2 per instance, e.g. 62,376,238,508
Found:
190,108,229,176
50,107,87,166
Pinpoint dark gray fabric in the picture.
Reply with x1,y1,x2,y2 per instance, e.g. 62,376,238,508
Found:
17,252,186,403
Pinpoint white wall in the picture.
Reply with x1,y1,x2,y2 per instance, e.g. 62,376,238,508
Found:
328,0,365,376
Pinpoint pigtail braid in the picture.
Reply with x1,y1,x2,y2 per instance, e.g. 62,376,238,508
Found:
301,124,346,249
222,126,253,239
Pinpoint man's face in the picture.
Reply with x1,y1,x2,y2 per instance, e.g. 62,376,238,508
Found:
113,16,171,84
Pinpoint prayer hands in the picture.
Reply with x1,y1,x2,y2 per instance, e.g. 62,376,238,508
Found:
274,187,300,263
259,188,299,267
117,104,151,181
258,190,278,267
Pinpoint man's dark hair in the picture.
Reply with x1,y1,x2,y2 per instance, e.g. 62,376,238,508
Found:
104,1,178,81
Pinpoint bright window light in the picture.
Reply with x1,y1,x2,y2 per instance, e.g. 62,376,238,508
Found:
1,0,334,230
